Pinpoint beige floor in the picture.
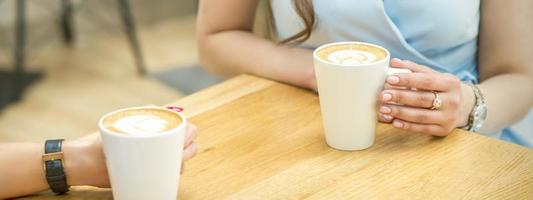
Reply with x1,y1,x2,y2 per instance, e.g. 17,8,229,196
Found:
0,16,198,142
0,0,271,143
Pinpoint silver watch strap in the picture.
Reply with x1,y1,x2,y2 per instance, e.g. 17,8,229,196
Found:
460,83,486,132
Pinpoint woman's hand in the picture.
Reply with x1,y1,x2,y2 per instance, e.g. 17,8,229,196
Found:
64,123,198,188
378,58,476,136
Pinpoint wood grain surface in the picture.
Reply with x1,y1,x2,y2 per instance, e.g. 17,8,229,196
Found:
19,75,533,200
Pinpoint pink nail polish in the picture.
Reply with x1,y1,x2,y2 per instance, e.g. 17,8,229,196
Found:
382,114,393,121
382,93,392,101
166,106,184,112
387,76,400,84
393,120,403,128
379,106,391,114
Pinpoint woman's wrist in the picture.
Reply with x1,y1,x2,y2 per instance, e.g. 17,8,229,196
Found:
303,66,317,90
62,140,90,186
51,134,109,188
457,82,476,127
277,46,316,90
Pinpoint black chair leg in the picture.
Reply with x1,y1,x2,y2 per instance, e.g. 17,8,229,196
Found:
12,0,26,101
60,0,74,44
117,0,147,75
1,0,42,108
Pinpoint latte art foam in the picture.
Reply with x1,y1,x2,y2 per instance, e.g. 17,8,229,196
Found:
103,108,182,136
112,115,168,135
327,49,377,65
316,43,388,65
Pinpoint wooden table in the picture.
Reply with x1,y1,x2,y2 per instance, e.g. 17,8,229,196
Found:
23,75,533,199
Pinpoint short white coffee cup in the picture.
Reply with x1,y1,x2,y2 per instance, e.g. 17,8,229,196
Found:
313,42,409,151
98,106,187,200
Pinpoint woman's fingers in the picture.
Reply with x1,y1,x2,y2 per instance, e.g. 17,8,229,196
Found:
390,58,435,73
181,124,198,174
391,119,450,136
377,103,394,123
380,89,434,108
379,104,446,125
383,59,463,137
183,143,197,161
388,59,461,92
379,113,393,123
184,123,197,148
384,83,410,90
386,72,459,92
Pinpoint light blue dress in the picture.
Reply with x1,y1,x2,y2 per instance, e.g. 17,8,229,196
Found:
271,0,532,147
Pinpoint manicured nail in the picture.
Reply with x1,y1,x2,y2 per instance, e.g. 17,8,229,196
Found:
391,58,402,62
379,106,391,114
393,120,403,128
382,114,393,121
387,76,400,84
382,93,392,101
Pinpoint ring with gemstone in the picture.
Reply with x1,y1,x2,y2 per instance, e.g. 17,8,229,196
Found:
430,91,442,110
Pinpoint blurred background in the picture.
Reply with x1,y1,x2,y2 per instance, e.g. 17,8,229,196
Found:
0,0,241,142
1,1,529,145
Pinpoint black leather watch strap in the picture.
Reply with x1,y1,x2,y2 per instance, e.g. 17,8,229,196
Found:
43,139,69,194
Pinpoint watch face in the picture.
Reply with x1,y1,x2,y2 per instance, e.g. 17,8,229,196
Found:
472,104,487,131
478,108,487,120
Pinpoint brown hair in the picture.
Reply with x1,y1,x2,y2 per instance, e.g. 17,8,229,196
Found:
265,0,316,45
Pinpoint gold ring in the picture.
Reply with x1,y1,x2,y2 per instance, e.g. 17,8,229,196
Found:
430,91,442,110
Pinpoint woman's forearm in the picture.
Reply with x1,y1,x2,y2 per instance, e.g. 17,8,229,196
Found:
0,143,48,199
198,30,316,89
0,141,92,199
478,73,533,133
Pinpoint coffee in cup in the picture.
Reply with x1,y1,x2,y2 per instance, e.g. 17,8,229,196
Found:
313,42,390,151
102,108,182,135
99,106,187,200
316,43,388,65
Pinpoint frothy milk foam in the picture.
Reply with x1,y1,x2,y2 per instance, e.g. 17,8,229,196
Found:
103,108,182,136
317,43,387,65
327,49,377,65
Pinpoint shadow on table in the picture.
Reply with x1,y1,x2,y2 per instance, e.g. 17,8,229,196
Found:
16,187,112,200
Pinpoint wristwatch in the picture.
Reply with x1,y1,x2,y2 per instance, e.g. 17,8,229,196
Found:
42,139,70,194
460,83,487,132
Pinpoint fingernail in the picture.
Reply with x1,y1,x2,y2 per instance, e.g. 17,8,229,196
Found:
379,106,391,114
391,58,402,62
382,114,393,121
387,76,400,84
382,93,392,101
393,120,403,128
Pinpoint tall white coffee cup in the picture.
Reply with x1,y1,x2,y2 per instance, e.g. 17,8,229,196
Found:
314,42,396,151
99,106,187,200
